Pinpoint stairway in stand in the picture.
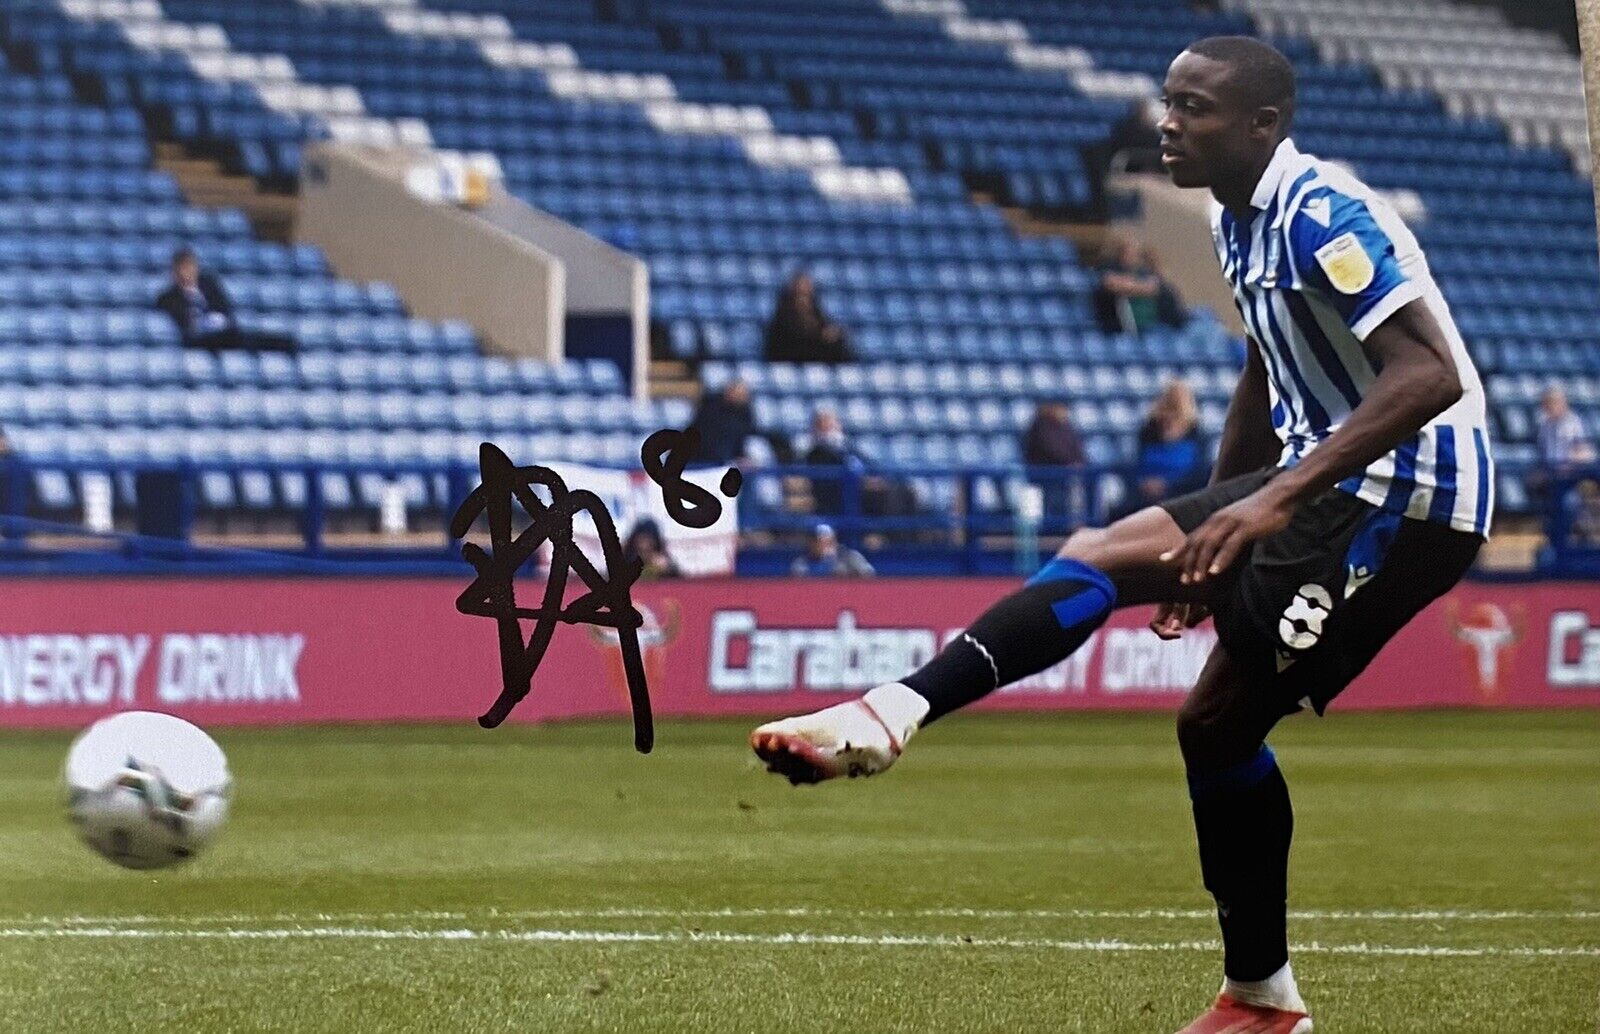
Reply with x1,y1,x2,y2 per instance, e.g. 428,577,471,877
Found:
152,142,298,243
650,358,700,403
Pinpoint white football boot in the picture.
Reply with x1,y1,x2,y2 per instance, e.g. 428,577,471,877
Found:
750,683,929,785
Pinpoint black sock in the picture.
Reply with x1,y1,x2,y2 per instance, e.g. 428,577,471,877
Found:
1188,745,1294,982
903,557,1115,722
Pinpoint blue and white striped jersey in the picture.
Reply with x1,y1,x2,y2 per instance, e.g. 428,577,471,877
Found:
1209,137,1494,537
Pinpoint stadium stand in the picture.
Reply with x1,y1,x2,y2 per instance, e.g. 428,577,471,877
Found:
0,0,1595,569
0,8,680,530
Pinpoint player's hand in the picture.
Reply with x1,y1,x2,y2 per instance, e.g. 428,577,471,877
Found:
1161,486,1295,584
1149,601,1210,640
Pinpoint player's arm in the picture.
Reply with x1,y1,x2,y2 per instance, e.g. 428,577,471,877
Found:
1259,299,1459,506
1209,336,1278,484
1169,299,1461,583
1151,337,1280,638
1167,190,1462,583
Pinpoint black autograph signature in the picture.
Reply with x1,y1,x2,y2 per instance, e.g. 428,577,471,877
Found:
640,427,742,529
450,443,652,753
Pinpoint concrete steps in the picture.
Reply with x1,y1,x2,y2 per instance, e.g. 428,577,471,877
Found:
649,358,700,401
153,142,297,243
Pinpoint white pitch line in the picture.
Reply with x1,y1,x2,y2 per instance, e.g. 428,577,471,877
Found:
0,926,1596,958
7,907,1599,926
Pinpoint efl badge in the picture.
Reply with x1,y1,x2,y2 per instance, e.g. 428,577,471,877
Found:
1314,232,1375,294
1444,598,1524,703
587,598,681,706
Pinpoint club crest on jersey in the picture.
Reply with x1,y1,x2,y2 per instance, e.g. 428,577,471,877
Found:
1314,232,1375,295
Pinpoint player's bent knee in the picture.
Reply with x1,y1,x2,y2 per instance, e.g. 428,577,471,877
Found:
1059,525,1104,561
1059,506,1183,572
1175,699,1259,774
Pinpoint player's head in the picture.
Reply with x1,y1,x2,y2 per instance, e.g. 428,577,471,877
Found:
1158,36,1295,191
171,246,200,288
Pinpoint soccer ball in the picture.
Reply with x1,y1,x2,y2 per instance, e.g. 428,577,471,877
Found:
63,711,231,870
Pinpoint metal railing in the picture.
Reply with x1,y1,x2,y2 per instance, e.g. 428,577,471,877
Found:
0,454,1580,578
1540,466,1600,577
0,456,1129,574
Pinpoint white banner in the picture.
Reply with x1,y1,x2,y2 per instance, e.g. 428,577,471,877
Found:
544,462,738,577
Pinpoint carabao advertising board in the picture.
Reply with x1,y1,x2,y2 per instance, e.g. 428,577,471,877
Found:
0,578,1597,728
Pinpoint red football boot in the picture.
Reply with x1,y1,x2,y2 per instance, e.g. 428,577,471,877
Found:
1173,993,1312,1034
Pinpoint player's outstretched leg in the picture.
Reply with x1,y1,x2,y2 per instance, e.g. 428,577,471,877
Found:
1173,647,1310,1034
751,508,1191,784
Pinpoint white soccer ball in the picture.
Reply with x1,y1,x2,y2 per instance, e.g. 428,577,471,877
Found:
63,711,231,870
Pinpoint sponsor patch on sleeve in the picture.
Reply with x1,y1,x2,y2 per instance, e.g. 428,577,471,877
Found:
1313,232,1376,295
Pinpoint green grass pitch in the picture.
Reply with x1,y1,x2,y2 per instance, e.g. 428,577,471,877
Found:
0,711,1595,1033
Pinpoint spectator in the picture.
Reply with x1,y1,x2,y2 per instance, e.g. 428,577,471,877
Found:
1092,238,1187,335
790,523,874,577
154,247,294,353
1122,379,1208,514
1537,385,1595,471
1022,399,1086,524
621,518,681,581
687,378,759,466
803,409,868,514
1530,385,1596,508
1568,479,1600,547
764,271,854,364
1021,400,1086,467
802,409,918,522
155,247,237,349
1086,97,1163,179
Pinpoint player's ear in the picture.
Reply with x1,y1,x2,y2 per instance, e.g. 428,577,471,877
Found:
1251,106,1281,138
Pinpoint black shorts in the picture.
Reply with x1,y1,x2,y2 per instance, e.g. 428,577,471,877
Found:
1161,468,1483,715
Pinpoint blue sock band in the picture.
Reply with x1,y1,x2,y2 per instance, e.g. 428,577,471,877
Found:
1188,744,1278,802
906,554,1117,721
1026,557,1116,631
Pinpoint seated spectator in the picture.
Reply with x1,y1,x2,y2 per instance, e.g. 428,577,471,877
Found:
1084,97,1163,180
621,518,681,581
1537,385,1595,471
790,523,874,578
801,409,914,519
802,409,868,514
1530,385,1596,507
1120,380,1208,516
155,247,237,349
686,378,759,466
1092,238,1186,335
1567,479,1600,547
155,247,294,352
765,271,854,364
1022,399,1086,524
1021,400,1086,467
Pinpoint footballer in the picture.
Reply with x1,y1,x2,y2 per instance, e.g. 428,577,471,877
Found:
750,35,1493,1034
